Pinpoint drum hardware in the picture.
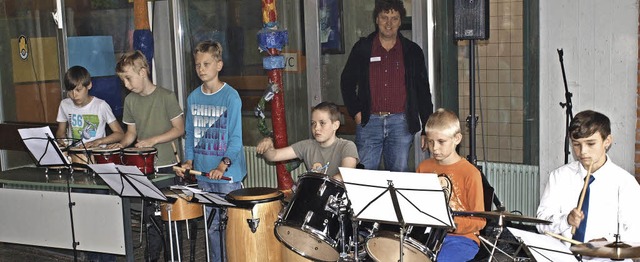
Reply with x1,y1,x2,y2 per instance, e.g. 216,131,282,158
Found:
247,207,260,233
455,210,551,262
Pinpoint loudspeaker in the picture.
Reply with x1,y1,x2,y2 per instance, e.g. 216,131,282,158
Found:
454,0,490,40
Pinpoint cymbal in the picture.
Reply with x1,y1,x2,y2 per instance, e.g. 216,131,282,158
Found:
453,210,551,224
570,240,640,259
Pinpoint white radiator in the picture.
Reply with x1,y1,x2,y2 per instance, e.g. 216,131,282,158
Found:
242,146,306,188
480,161,540,217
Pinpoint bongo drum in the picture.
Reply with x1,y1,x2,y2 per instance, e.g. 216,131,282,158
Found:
92,147,122,165
68,147,95,171
122,147,157,175
225,187,284,262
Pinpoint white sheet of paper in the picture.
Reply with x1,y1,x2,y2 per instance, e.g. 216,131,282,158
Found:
18,126,70,166
88,163,166,201
339,167,452,227
507,227,578,262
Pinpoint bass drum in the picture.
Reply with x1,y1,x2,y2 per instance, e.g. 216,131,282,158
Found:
275,173,354,262
365,223,448,262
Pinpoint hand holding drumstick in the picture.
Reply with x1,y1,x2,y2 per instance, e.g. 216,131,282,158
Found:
172,166,231,181
569,162,594,235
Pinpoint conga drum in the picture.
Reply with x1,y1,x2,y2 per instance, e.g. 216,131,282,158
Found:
92,147,122,165
225,187,283,262
68,147,95,171
122,147,157,175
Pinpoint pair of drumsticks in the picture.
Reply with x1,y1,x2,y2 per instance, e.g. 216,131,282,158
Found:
546,162,594,245
171,142,231,181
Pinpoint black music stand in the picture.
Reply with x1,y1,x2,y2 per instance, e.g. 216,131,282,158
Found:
507,227,578,262
88,163,169,261
18,126,82,261
339,167,454,262
173,185,236,262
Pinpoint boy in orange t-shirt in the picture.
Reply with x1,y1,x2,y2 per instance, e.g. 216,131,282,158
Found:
416,108,486,261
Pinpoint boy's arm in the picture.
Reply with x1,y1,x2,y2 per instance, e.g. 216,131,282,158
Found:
135,114,185,148
256,137,297,162
55,122,68,146
87,121,125,147
113,124,137,149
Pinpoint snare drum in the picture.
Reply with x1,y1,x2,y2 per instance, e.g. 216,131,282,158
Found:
160,190,203,221
68,147,95,171
225,187,283,262
275,173,355,262
365,223,447,262
92,147,122,165
122,147,157,175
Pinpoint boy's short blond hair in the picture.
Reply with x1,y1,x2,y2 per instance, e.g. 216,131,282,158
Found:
193,41,223,61
425,108,461,137
116,50,150,77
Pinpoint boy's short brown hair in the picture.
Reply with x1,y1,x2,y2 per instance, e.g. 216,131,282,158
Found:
63,65,91,91
569,110,611,140
116,50,150,78
193,40,223,61
312,101,342,122
425,108,461,137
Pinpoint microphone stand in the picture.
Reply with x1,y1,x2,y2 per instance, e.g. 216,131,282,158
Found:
557,49,573,164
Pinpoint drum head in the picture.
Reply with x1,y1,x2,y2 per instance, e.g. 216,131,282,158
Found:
123,147,157,154
275,224,340,262
226,187,283,204
366,231,432,262
93,147,121,153
69,147,96,153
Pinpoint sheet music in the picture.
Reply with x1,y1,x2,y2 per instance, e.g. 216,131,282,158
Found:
88,163,166,201
507,227,578,262
18,126,70,166
339,167,452,227
170,185,235,207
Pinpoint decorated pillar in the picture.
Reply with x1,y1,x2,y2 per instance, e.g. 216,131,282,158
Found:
133,0,153,73
257,0,294,192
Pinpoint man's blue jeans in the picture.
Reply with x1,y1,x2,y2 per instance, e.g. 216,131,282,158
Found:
197,181,242,262
355,113,414,171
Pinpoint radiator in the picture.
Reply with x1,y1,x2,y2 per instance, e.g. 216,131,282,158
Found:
242,146,307,188
480,161,540,217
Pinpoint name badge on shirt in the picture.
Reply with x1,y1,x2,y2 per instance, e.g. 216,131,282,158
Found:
370,56,381,62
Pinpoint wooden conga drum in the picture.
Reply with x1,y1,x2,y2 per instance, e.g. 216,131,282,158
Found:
225,187,283,262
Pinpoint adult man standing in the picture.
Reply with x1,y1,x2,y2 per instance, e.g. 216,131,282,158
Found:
340,0,433,171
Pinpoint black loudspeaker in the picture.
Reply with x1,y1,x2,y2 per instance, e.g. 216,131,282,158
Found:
454,0,490,40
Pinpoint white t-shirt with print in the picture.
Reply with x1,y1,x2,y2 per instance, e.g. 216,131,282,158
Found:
56,97,117,142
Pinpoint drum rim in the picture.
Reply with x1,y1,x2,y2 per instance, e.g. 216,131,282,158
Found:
92,147,122,153
299,172,345,187
226,187,283,203
274,223,340,262
69,147,97,152
122,147,157,154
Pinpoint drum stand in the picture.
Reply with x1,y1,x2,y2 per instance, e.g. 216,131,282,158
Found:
478,215,517,262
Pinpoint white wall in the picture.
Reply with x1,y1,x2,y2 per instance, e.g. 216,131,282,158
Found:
539,0,638,192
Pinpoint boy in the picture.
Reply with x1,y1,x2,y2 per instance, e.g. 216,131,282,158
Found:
174,41,246,262
537,110,640,259
416,108,486,261
114,50,184,262
256,101,359,180
55,65,123,148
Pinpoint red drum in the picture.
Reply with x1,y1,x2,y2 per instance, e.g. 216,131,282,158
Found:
92,147,122,165
122,147,157,175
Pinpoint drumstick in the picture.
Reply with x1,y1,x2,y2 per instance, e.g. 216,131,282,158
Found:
571,162,594,235
172,166,231,181
545,231,583,245
171,142,181,164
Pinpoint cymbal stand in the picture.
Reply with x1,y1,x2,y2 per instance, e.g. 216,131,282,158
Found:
478,214,517,261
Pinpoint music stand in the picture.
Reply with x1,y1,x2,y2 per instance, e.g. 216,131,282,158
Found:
507,227,578,262
339,167,454,262
18,126,83,261
171,185,236,262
